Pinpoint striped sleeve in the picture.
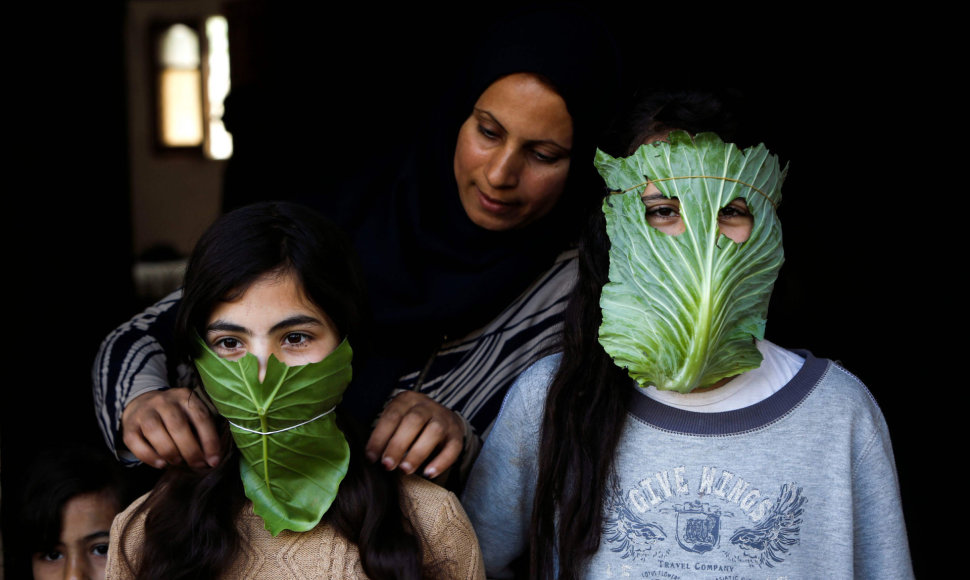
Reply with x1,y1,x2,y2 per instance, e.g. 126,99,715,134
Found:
397,249,578,439
91,290,182,463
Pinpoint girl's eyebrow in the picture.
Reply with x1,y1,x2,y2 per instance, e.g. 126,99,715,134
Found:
207,320,248,334
207,315,323,335
641,192,679,201
84,530,110,542
269,315,323,334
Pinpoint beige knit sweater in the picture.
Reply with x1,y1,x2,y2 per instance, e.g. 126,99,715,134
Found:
106,475,485,579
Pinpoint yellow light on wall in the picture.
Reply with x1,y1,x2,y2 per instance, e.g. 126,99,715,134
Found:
157,24,203,147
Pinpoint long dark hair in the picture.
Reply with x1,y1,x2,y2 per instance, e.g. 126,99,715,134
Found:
619,88,741,155
530,91,741,579
530,208,630,580
124,201,424,579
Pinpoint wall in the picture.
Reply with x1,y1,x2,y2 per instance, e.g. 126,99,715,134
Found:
126,0,226,256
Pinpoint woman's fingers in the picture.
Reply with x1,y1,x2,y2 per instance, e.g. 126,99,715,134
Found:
365,394,412,464
122,408,169,468
408,429,464,479
121,389,221,469
365,392,465,477
184,393,222,467
368,394,433,470
160,400,211,469
390,409,444,472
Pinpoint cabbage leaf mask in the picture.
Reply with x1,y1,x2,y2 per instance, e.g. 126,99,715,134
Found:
595,132,786,393
194,336,352,536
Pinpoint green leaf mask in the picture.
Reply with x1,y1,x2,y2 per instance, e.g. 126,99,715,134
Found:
595,132,786,393
194,336,353,536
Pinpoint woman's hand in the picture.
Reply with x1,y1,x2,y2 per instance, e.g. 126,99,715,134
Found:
365,392,465,479
121,388,222,469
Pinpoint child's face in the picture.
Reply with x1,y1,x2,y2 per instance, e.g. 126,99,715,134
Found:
205,270,339,383
31,491,119,580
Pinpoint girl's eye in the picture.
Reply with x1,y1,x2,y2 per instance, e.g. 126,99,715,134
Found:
215,337,241,350
210,336,246,359
719,200,752,220
644,203,681,219
284,332,309,346
92,543,109,557
642,195,686,237
41,550,63,562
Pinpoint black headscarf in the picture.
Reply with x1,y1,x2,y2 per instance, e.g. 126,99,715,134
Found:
307,4,623,421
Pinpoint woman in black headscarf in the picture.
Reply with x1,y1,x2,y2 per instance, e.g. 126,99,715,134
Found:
92,4,622,486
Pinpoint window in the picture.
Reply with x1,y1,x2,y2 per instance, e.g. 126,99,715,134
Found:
153,16,231,159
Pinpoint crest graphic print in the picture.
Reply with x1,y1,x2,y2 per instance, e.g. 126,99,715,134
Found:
603,471,805,570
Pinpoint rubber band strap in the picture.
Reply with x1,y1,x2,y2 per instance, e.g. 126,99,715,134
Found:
227,406,336,435
618,175,778,210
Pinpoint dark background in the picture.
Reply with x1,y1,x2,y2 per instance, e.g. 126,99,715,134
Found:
6,1,939,576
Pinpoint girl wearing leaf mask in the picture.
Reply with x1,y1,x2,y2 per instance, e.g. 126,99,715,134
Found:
462,96,912,579
106,202,485,580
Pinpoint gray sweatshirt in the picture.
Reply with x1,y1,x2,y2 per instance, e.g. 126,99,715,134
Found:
462,351,914,579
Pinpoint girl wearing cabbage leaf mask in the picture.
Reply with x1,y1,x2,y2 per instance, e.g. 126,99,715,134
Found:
463,126,913,578
107,202,484,580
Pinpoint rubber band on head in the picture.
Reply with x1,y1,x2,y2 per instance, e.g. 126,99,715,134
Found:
615,175,778,211
227,406,336,436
